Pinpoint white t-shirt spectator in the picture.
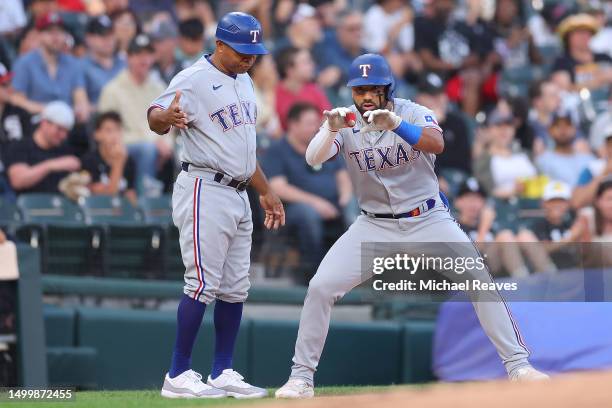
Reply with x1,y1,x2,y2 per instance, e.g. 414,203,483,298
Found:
363,5,414,53
491,153,537,193
0,1,26,34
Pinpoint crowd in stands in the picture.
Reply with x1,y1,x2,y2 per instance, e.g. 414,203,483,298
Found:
2,0,612,280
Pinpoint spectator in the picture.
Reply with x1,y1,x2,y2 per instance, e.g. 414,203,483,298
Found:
274,47,331,131
415,72,471,176
527,79,561,152
362,0,421,79
573,123,612,208
249,55,282,142
82,111,137,204
453,177,551,277
0,63,33,146
552,14,612,94
414,0,487,115
473,108,537,199
590,176,612,241
275,4,323,55
5,101,80,195
103,0,129,15
98,34,170,195
536,111,595,187
0,0,27,35
81,15,125,105
263,103,351,282
526,180,584,269
177,18,205,69
10,13,90,122
150,20,181,85
363,0,414,55
317,10,366,95
490,0,541,71
110,8,140,58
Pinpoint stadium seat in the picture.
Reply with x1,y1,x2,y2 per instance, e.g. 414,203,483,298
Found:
138,195,172,226
0,198,22,233
17,193,84,224
79,195,143,225
439,168,469,199
104,224,165,279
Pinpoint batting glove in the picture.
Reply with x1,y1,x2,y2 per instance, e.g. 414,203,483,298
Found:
323,107,355,131
359,109,402,133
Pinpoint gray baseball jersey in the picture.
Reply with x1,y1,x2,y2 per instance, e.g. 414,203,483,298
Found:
330,99,442,214
150,55,258,180
150,55,256,304
287,98,532,384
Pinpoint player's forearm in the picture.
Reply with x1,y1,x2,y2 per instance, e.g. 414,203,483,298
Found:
413,128,444,154
250,162,271,195
305,126,338,166
147,108,172,135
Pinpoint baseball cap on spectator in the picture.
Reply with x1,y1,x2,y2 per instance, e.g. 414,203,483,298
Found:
542,181,571,201
557,14,600,40
0,63,12,86
486,109,514,127
151,20,178,41
417,73,444,95
128,34,154,54
457,177,486,198
550,110,573,126
36,12,65,31
291,3,317,24
86,15,113,35
41,101,75,131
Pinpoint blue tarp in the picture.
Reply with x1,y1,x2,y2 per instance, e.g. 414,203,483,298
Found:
432,270,612,381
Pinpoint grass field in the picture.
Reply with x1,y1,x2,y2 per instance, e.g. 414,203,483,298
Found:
5,372,612,408
2,385,401,408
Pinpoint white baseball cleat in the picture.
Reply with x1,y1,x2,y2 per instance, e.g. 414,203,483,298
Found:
509,366,550,381
161,370,227,398
207,369,268,399
275,377,315,399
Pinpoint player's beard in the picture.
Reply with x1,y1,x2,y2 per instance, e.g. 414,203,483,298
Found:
354,96,390,117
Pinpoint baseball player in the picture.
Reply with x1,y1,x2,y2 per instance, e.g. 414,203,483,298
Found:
148,12,285,399
275,54,548,399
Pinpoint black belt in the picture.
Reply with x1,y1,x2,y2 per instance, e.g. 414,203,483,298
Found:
361,198,436,219
181,162,250,191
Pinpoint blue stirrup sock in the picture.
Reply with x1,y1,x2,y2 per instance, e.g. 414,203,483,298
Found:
211,299,243,379
169,294,207,378
393,120,423,145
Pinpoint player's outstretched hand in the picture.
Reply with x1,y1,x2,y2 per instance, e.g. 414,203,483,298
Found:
260,191,285,230
166,91,188,129
323,107,356,131
359,109,401,133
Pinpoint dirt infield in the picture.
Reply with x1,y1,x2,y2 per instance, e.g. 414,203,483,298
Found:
269,371,612,408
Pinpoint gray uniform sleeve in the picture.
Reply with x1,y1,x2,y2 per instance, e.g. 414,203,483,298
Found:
150,72,200,123
406,104,443,133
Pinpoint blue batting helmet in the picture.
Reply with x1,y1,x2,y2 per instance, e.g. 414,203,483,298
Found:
346,54,395,100
215,12,268,55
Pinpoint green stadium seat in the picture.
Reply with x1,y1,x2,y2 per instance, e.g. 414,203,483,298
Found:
439,168,469,199
163,225,184,279
138,195,172,226
0,198,22,234
79,195,143,225
17,193,84,224
104,224,165,279
45,224,105,276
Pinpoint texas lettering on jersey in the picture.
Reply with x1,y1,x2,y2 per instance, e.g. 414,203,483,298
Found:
347,142,421,172
209,100,258,132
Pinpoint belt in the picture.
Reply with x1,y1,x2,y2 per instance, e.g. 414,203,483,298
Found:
361,198,436,219
181,162,251,191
